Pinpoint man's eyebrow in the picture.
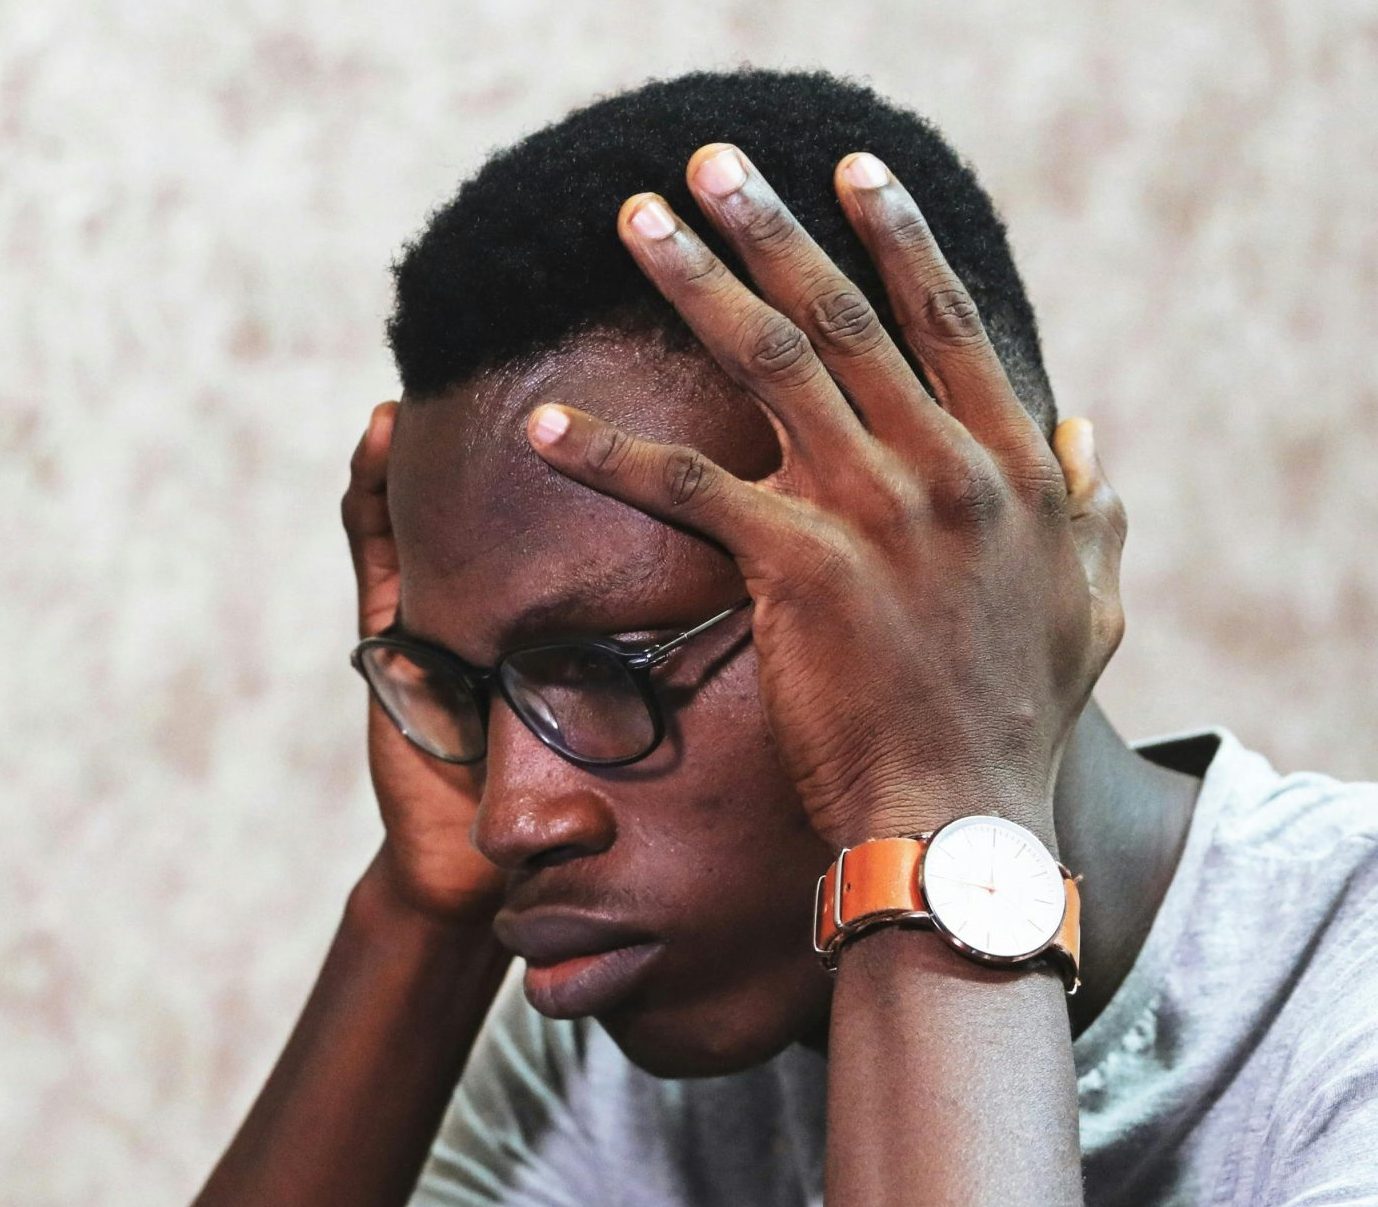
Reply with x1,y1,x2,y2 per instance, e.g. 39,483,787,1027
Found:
500,558,664,638
505,591,595,635
499,578,668,645
387,607,475,663
392,574,654,662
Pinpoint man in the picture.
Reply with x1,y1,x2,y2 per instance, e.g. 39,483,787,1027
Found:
198,70,1378,1205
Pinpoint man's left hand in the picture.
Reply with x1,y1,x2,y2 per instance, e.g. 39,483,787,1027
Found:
526,144,1126,853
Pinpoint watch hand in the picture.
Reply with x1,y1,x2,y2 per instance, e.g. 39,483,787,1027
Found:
926,871,997,893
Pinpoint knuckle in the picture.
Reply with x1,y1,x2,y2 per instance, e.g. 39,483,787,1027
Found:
861,468,926,534
681,244,730,287
347,435,373,481
1106,604,1127,650
585,425,635,475
1039,484,1070,525
934,462,1008,527
738,204,795,251
1101,489,1130,543
922,287,987,347
1014,465,1070,523
739,313,813,384
1095,596,1127,659
889,212,935,253
340,489,362,532
663,448,718,508
808,287,884,354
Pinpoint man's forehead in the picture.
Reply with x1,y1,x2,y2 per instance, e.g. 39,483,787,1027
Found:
405,329,774,457
386,332,771,648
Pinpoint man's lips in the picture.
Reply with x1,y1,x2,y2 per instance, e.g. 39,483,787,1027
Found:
493,908,665,1018
493,907,657,966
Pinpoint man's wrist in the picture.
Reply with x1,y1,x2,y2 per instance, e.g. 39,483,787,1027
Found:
823,784,1059,856
834,920,1067,991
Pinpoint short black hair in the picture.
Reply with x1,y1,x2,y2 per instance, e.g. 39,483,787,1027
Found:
388,68,1055,432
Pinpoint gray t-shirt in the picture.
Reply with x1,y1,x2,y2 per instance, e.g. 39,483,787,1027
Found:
411,729,1378,1206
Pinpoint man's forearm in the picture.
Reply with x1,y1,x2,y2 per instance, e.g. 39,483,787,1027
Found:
826,925,1083,1207
195,863,511,1207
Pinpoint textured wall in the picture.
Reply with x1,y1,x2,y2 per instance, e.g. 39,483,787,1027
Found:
3,1,1375,1201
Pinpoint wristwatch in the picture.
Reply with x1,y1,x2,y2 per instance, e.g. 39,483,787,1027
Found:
813,814,1081,993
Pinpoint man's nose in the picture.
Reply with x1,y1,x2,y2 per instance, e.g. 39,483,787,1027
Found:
470,703,617,873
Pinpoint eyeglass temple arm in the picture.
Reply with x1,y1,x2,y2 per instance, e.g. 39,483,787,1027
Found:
630,598,752,668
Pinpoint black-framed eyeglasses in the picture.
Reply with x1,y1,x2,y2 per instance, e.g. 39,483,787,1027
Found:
350,599,752,769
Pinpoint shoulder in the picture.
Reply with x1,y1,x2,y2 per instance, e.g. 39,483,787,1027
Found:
1196,729,1378,974
1144,726,1378,859
1260,864,1378,1200
1130,732,1378,1200
1130,727,1378,1035
1204,737,1378,1169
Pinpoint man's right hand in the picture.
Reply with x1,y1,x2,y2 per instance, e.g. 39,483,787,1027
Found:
342,401,505,924
197,412,508,1204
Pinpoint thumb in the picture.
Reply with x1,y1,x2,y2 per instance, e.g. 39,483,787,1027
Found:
1053,418,1128,665
342,401,401,638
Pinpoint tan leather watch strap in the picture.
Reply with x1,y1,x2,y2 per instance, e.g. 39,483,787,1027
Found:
815,837,926,953
812,833,1082,992
1058,870,1082,979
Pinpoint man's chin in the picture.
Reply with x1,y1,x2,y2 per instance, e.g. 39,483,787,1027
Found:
592,994,811,1080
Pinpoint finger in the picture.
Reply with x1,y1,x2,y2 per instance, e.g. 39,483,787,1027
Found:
618,191,864,465
836,153,1052,470
342,401,401,638
684,143,965,457
526,402,789,561
1053,418,1127,659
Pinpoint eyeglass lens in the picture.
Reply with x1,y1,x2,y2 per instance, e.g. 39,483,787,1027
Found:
358,644,487,761
500,644,656,762
360,641,657,764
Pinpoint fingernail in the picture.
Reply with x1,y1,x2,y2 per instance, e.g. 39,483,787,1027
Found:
694,146,748,197
843,152,890,190
530,405,571,444
628,197,677,241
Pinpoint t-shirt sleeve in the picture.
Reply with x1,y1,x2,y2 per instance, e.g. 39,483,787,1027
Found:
1261,874,1378,1206
408,963,604,1207
1263,1033,1378,1205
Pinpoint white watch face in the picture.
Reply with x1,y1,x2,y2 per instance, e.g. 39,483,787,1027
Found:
921,815,1065,960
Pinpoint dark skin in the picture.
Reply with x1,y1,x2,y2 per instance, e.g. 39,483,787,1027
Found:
197,146,1200,1205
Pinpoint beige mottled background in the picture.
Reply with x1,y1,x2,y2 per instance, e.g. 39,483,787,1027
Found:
2,1,1375,1202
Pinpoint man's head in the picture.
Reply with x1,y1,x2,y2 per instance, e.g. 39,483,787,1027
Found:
383,69,1055,1077
388,69,1054,429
